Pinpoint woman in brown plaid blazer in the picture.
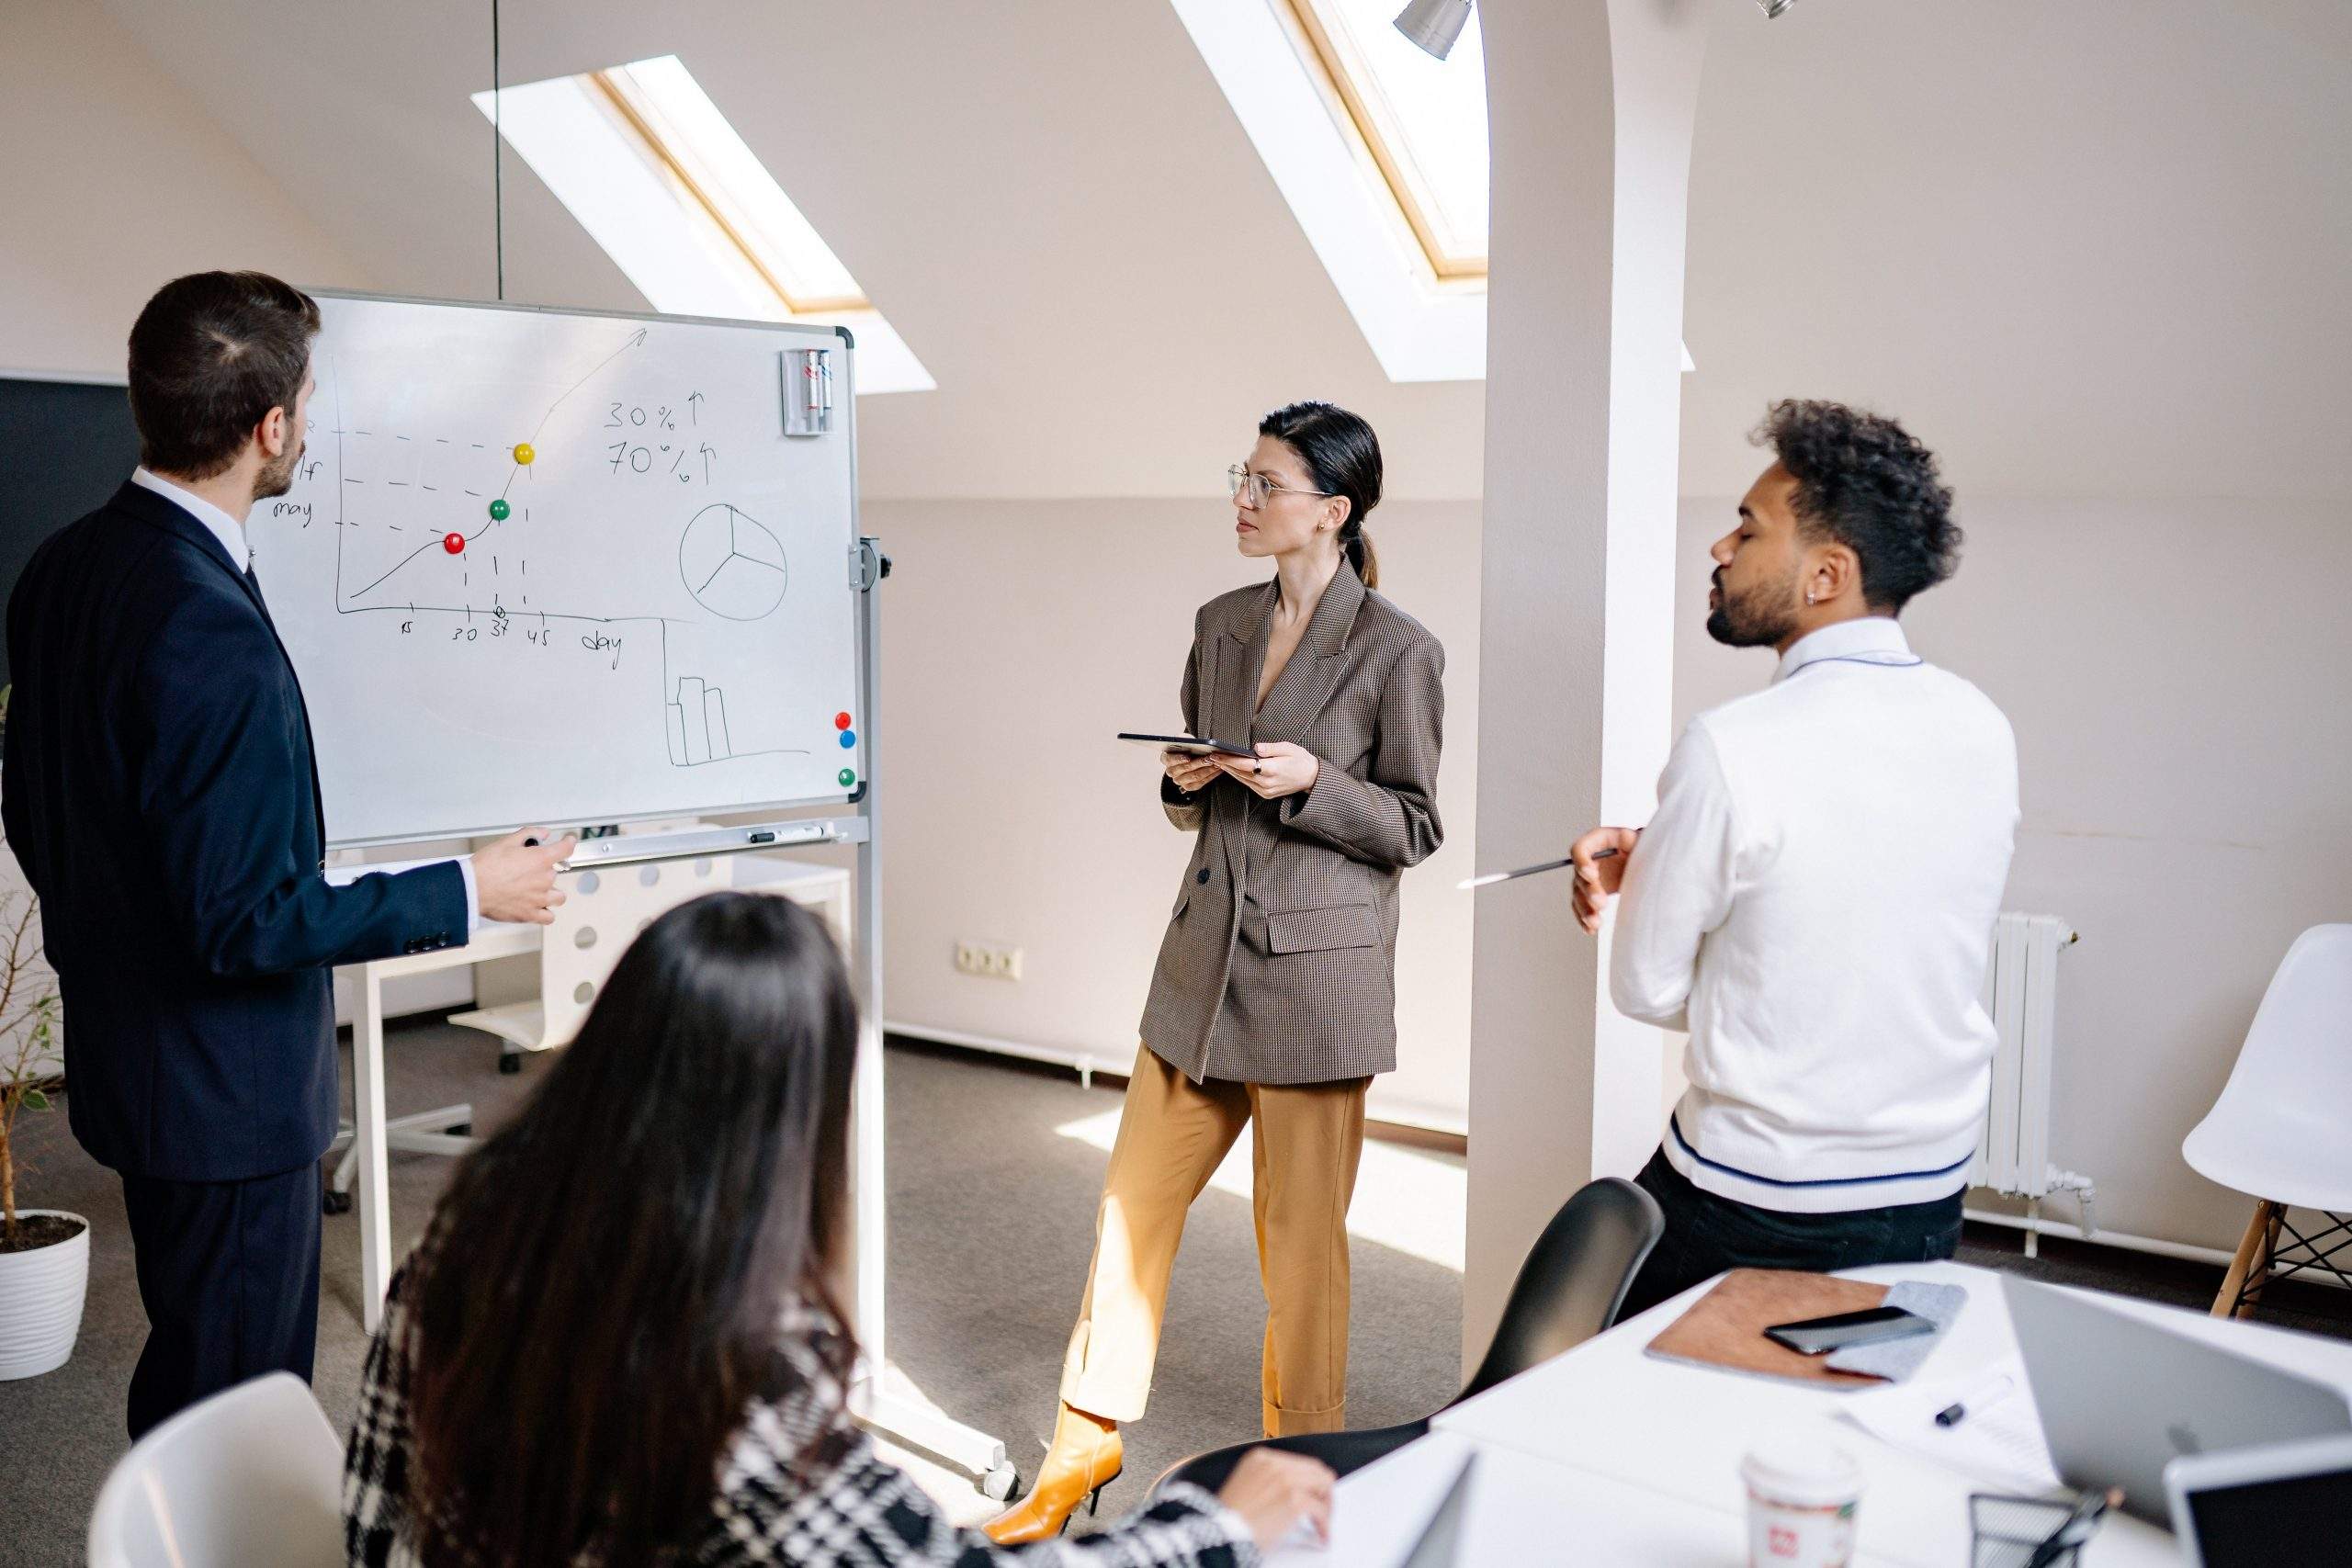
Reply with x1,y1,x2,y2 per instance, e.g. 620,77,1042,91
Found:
989,403,1444,1543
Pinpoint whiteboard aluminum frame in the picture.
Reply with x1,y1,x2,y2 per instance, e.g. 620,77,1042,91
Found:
0,367,132,387
294,288,868,852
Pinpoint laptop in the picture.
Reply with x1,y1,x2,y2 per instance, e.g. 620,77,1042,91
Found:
2003,1276,2352,1523
2165,1434,2352,1567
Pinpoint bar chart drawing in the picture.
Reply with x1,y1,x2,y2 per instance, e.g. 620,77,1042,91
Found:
668,675,738,765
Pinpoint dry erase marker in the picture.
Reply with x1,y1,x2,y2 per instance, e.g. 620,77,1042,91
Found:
1935,1371,2015,1427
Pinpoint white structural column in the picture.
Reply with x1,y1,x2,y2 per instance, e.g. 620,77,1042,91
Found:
1465,0,1710,1362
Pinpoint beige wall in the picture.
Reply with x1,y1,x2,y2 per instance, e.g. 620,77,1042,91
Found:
865,499,1480,1132
0,0,368,1067
1669,496,2352,1251
0,0,367,378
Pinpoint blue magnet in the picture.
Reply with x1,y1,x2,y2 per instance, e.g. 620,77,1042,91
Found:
838,728,857,749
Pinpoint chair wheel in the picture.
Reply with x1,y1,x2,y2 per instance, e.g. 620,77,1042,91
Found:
322,1190,352,1215
981,1464,1021,1503
498,1054,523,1075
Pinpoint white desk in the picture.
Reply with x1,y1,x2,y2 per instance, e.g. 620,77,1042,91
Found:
339,855,850,1333
1267,1428,1936,1568
1396,1259,2352,1568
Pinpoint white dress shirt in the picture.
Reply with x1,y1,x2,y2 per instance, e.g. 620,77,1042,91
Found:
131,468,482,928
1611,616,2019,1213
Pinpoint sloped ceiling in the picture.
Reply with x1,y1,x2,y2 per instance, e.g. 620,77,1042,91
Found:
96,0,2350,503
1679,0,2352,502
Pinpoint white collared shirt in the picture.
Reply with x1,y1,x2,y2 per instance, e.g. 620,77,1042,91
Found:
1611,617,2019,1212
132,467,250,571
130,468,483,929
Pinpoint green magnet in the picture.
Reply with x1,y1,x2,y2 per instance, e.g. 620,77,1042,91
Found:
488,499,511,522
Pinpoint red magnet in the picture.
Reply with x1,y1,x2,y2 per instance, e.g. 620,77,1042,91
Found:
442,533,465,555
834,712,854,730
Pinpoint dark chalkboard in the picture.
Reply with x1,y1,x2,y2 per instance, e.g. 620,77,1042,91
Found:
0,375,141,688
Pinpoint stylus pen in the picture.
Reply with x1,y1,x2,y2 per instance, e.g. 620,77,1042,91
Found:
2022,1487,2117,1568
1459,846,1618,891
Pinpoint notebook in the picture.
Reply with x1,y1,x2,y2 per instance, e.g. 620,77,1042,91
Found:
1643,1269,1894,1389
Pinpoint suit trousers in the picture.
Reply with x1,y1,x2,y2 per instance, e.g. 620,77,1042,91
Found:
1061,1044,1367,1438
119,1164,322,1439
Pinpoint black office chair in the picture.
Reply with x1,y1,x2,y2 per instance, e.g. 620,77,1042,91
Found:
1148,1176,1665,1497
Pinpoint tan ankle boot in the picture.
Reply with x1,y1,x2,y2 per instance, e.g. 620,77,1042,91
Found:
982,1403,1125,1543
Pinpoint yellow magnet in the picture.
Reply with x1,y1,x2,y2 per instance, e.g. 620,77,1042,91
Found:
513,442,536,465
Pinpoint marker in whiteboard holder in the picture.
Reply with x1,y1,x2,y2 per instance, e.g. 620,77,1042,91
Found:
783,347,834,437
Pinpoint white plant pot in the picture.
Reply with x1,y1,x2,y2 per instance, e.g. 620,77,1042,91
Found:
0,1208,90,1379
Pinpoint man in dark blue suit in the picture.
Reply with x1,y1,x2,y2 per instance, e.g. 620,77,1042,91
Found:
3,271,574,1437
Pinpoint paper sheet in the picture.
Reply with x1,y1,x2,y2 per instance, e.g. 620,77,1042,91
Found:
1838,1357,2062,1492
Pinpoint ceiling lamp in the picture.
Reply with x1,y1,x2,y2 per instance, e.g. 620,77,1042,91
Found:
1394,0,1475,61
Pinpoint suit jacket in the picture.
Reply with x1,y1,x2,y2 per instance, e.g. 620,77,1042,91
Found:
3,480,468,1182
1138,561,1443,1084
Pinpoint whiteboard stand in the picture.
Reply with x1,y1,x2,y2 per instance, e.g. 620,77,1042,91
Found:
837,536,1021,1502
335,538,1016,1502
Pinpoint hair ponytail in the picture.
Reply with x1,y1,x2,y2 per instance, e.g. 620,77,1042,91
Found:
1260,400,1384,592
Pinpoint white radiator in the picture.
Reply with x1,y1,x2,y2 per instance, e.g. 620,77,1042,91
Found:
1969,913,2093,1247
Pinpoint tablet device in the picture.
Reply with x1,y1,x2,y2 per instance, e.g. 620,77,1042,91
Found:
1118,732,1254,758
2166,1434,2352,1567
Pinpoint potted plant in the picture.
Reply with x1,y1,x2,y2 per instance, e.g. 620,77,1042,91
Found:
0,682,82,1381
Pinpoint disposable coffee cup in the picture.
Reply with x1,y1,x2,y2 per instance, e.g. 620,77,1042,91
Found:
1741,1436,1863,1568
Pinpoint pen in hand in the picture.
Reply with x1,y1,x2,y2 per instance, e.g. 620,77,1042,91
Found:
1458,846,1618,892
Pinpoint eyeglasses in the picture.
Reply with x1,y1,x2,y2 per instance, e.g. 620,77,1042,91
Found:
1227,464,1335,508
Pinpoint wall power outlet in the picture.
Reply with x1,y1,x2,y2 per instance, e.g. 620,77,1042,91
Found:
954,942,1023,981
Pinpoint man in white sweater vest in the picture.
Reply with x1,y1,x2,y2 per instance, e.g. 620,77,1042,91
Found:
1573,401,2018,1318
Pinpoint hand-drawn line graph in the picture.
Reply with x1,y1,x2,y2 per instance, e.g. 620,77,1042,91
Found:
331,328,650,610
678,503,788,621
297,324,810,773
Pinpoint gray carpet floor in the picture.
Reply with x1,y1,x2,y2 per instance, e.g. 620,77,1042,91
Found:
3,1025,2345,1565
0,1024,1464,1563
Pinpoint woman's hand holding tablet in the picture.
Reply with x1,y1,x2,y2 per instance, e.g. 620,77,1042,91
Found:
1215,739,1319,800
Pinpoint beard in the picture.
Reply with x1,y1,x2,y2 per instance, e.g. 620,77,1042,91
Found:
254,437,303,501
1706,566,1802,648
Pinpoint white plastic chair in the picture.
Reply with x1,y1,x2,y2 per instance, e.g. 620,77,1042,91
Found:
448,854,734,1056
87,1371,343,1568
2182,923,2352,1318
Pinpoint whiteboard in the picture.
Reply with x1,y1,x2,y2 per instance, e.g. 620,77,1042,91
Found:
246,294,865,848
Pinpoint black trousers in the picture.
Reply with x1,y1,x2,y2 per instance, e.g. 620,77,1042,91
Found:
1619,1146,1964,1322
118,1164,322,1439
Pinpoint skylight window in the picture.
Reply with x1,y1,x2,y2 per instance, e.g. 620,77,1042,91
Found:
474,57,933,393
1170,0,1485,381
1289,0,1488,278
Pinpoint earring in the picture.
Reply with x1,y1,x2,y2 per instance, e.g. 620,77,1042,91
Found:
1805,590,1816,605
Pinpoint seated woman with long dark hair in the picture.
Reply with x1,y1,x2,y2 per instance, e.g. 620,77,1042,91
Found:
343,893,1330,1566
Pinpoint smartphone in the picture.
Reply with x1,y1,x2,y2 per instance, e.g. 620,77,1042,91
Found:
1762,1304,1937,1356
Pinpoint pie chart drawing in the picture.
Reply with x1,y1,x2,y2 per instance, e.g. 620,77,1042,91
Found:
678,503,788,621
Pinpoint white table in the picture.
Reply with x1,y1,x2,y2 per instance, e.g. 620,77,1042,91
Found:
339,855,850,1332
1268,1429,1926,1568
1273,1261,2352,1566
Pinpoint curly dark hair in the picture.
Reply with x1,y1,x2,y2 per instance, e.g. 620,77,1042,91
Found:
1754,400,1959,613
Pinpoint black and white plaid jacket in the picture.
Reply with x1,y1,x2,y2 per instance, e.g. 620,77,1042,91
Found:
343,1267,1256,1568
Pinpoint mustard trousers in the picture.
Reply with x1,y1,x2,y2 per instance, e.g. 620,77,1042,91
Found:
1060,1045,1368,1438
